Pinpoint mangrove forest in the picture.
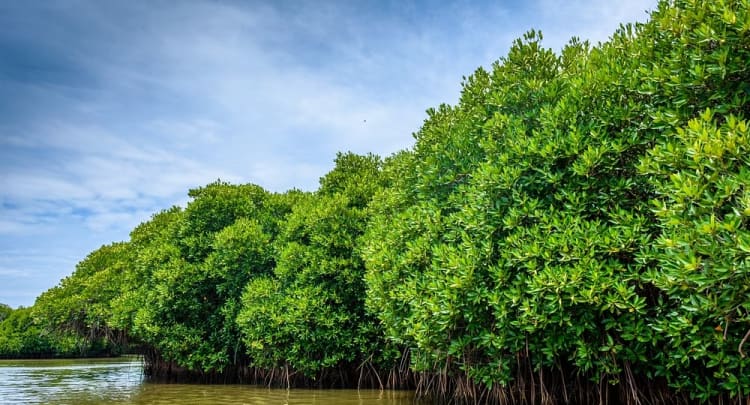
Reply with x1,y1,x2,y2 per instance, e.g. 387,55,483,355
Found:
2,0,750,403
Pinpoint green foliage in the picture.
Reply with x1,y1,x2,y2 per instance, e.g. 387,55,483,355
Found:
0,304,11,323
363,0,750,400
639,112,750,400
33,243,132,356
319,152,383,207
1,241,132,358
128,182,289,371
110,207,184,335
238,153,390,377
178,181,270,262
0,307,83,358
0,307,50,357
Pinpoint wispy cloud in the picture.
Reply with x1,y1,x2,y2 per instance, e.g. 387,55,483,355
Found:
532,0,655,48
0,246,83,307
1,119,238,237
0,0,658,307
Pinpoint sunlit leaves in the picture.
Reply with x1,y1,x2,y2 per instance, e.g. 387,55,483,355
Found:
640,113,750,398
363,0,750,400
238,153,388,377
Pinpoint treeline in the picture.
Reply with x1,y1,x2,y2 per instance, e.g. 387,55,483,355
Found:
2,0,749,402
0,304,119,358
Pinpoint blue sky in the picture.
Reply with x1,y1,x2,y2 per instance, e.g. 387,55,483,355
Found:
0,0,657,308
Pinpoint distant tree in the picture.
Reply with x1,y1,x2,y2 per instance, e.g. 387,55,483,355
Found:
34,242,132,356
0,304,11,323
0,307,57,358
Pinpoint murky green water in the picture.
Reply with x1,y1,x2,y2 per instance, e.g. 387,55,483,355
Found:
0,357,422,404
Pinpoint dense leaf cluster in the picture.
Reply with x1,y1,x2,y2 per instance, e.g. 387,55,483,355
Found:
363,0,750,401
1,0,749,402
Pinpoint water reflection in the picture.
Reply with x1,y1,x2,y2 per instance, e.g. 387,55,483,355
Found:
0,357,143,404
0,358,423,404
132,384,419,404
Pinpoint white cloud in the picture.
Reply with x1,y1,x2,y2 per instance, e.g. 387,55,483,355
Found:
0,267,29,278
532,0,657,49
2,173,92,201
0,0,660,307
1,118,241,237
83,209,156,233
148,119,222,149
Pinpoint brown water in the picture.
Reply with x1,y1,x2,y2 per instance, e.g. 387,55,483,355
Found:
0,357,423,404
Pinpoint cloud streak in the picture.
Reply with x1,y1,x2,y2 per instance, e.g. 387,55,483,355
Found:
0,0,658,308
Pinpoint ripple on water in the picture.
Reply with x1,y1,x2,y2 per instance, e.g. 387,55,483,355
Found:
0,358,144,404
0,358,423,405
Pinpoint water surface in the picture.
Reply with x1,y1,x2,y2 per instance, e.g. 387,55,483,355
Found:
0,357,422,404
